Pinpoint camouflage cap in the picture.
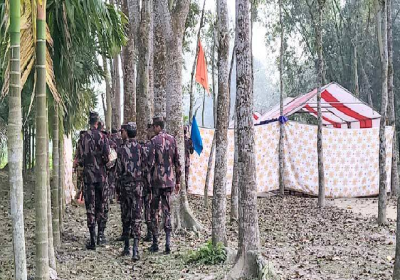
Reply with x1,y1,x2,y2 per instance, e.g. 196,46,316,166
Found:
152,115,164,123
121,122,136,132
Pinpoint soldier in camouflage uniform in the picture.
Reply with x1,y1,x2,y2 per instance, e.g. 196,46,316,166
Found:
148,116,181,254
184,126,194,190
116,123,146,261
140,124,155,242
78,112,111,250
73,131,86,200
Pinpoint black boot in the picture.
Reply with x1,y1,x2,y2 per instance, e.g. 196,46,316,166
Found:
148,234,159,252
97,226,107,246
165,231,171,254
122,236,130,256
143,228,152,242
132,238,140,261
86,227,96,250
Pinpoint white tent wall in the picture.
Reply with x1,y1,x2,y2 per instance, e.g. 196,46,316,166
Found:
188,121,393,198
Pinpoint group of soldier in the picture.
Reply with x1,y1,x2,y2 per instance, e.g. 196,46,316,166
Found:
73,111,194,262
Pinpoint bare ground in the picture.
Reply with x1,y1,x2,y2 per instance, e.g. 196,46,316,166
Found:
0,170,397,279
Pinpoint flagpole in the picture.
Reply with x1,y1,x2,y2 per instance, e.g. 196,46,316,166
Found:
202,88,206,126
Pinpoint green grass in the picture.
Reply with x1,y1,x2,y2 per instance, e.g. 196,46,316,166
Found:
186,240,227,265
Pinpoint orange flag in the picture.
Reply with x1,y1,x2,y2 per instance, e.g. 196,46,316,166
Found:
195,42,210,94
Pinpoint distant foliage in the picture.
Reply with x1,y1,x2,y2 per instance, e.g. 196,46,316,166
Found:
186,241,227,265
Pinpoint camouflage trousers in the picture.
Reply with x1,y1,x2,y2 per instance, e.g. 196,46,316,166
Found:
143,186,152,227
84,182,109,229
108,170,116,200
120,182,143,239
151,187,172,235
185,166,190,190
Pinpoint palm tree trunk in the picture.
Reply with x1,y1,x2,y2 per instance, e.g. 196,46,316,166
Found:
136,0,152,141
46,107,56,270
8,0,27,277
278,0,285,195
35,1,50,278
316,0,326,208
59,122,64,231
376,0,388,225
51,105,60,246
189,0,207,123
212,0,229,247
387,0,398,197
228,0,260,277
112,55,122,129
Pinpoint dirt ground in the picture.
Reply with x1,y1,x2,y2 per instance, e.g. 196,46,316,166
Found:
0,170,397,279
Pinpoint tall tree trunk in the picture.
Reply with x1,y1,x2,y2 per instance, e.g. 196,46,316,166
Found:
212,0,230,247
46,106,56,270
376,0,388,225
228,0,260,277
35,1,49,278
123,0,139,123
136,0,152,140
149,9,154,118
316,0,326,208
8,0,27,277
112,55,122,129
387,0,398,197
278,0,285,195
189,0,207,123
352,0,360,97
153,0,167,118
360,58,374,107
51,105,60,246
102,55,112,131
394,193,400,278
158,0,203,232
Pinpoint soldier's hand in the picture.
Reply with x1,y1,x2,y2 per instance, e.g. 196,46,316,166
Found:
175,184,180,194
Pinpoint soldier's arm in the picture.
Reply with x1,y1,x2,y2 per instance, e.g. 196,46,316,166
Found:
174,138,182,185
102,136,111,163
78,139,84,167
148,139,155,172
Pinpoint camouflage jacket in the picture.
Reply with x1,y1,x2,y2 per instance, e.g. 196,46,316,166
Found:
116,139,144,184
111,133,123,149
140,140,152,189
184,135,194,168
148,131,181,189
79,128,111,184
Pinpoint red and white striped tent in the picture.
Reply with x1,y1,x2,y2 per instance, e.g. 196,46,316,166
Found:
258,82,380,129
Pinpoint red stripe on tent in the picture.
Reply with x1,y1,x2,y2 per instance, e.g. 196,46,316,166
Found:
253,113,259,120
304,105,342,128
321,90,372,128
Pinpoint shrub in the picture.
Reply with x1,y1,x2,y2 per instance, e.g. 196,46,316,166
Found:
186,240,227,265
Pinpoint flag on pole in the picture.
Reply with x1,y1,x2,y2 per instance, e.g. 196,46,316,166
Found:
195,42,210,94
191,116,203,155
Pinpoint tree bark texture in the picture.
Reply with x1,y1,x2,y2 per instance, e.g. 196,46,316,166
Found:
376,0,388,225
35,2,50,278
51,105,61,247
279,0,285,196
230,44,238,223
387,0,399,196
394,195,400,278
8,0,28,277
228,0,260,278
136,0,152,140
212,0,230,247
149,8,154,118
316,0,326,208
123,0,139,123
153,0,167,118
112,55,122,129
59,132,64,230
158,0,203,232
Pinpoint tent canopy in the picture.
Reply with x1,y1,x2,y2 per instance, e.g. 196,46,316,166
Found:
257,82,380,129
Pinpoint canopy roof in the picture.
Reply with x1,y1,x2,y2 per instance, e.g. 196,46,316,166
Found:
257,82,380,129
